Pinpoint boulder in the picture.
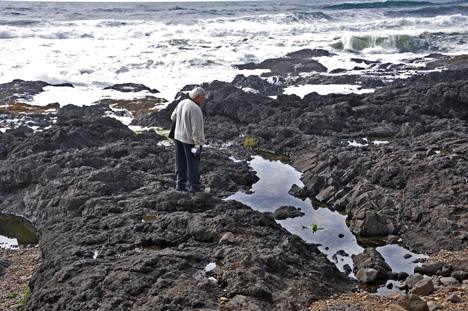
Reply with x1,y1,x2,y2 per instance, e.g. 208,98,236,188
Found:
353,248,392,283
410,278,434,296
405,273,425,289
397,294,429,311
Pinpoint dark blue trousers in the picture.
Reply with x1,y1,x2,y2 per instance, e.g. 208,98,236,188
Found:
175,140,201,191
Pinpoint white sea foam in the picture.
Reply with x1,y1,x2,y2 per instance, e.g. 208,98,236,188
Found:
0,1,467,107
284,84,374,98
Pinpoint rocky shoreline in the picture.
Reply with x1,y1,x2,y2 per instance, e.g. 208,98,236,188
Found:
1,50,467,310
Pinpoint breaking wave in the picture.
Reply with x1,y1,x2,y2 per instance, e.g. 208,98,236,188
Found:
331,33,445,53
326,0,433,10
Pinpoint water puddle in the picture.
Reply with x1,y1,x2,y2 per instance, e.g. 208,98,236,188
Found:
226,155,427,294
0,213,38,249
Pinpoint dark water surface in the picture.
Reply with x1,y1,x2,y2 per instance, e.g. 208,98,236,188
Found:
0,213,38,249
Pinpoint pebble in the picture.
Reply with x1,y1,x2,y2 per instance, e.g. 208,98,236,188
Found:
447,294,461,303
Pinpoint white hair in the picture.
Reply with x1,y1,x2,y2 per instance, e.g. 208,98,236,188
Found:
189,87,205,100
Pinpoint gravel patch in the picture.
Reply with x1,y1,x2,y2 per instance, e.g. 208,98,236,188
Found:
0,247,40,310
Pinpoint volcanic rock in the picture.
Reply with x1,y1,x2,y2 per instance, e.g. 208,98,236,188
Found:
0,106,353,310
353,248,392,283
104,83,160,94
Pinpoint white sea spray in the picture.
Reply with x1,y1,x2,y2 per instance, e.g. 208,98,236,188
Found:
0,0,466,107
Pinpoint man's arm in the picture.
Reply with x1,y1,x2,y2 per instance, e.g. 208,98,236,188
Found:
190,106,205,148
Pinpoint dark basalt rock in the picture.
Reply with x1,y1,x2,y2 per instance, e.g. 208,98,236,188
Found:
234,50,328,77
270,205,305,220
104,83,160,94
353,248,392,283
286,48,334,58
2,56,468,310
232,74,283,97
0,79,74,103
136,67,468,254
56,104,113,121
0,106,353,310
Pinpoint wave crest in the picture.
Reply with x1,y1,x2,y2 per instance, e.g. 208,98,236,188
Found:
331,33,437,53
326,0,432,10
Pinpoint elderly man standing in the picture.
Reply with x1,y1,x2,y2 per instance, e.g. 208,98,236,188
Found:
171,87,205,192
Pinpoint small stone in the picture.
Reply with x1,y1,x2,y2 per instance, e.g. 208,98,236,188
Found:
446,294,460,303
439,276,459,286
396,282,408,290
388,304,406,311
387,291,403,300
219,232,235,245
220,297,229,302
427,301,444,311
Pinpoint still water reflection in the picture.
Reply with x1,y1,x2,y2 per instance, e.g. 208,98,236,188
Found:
226,156,427,286
0,213,38,249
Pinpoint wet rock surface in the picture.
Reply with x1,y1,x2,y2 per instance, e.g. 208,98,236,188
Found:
0,108,352,310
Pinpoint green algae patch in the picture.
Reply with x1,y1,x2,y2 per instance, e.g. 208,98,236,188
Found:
243,136,258,149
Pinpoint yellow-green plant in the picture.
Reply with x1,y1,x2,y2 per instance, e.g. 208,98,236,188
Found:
243,136,258,149
302,223,325,234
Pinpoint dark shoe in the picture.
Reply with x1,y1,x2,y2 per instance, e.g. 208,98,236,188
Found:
176,188,188,192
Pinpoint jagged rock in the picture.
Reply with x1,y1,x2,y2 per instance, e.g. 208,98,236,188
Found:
271,205,305,220
0,106,354,311
234,53,328,76
353,248,392,283
3,63,468,310
104,83,159,94
232,74,283,97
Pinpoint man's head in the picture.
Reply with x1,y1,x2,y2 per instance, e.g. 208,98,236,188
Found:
189,87,205,105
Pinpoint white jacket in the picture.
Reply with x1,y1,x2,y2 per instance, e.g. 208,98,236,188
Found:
171,98,205,147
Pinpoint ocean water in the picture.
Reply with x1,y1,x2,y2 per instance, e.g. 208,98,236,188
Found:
1,0,468,106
